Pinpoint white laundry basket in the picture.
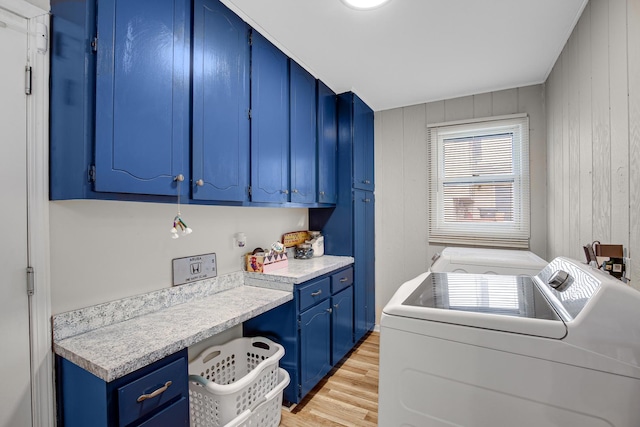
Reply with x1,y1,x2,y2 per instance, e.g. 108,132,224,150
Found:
224,368,290,427
188,337,285,427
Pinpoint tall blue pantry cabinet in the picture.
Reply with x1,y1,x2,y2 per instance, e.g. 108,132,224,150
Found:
310,92,376,342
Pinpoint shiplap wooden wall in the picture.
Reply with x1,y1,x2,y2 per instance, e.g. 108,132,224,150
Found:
374,85,546,322
546,0,640,288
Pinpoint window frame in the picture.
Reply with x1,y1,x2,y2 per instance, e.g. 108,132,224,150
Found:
428,114,530,248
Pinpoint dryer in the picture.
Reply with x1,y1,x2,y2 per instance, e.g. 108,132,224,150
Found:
379,257,640,426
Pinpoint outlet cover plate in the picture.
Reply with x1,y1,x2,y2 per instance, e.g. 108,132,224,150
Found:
172,253,217,286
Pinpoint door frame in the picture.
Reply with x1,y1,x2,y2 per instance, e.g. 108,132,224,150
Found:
1,1,54,426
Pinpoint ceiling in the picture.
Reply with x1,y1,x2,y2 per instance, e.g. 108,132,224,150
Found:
221,0,588,111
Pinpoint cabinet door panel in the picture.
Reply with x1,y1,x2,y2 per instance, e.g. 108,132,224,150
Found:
331,286,354,364
250,31,289,203
354,189,375,341
317,81,337,204
192,0,249,202
353,95,375,191
289,61,316,203
299,299,331,398
94,0,189,195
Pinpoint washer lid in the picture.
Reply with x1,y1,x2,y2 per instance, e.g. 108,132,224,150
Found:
384,272,567,339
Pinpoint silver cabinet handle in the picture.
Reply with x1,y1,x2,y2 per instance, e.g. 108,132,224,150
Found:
362,179,371,184
292,189,298,193
137,381,172,403
363,198,371,203
326,308,333,313
311,290,322,297
319,191,325,196
333,304,339,309
339,277,348,282
282,189,289,194
174,174,184,182
195,179,204,187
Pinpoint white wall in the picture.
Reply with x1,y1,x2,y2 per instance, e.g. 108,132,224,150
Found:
374,85,547,323
50,200,307,313
545,0,640,288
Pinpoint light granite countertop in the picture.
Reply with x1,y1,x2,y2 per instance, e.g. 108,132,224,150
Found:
53,255,353,382
245,255,354,291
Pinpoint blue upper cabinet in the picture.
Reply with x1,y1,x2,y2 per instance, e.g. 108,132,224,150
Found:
192,0,250,202
352,95,375,191
250,31,290,203
50,0,97,200
94,0,190,196
289,61,317,204
317,81,337,204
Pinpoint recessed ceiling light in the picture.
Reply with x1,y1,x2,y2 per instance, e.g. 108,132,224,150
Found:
341,0,391,10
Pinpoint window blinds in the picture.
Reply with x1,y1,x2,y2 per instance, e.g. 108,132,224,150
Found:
428,114,530,248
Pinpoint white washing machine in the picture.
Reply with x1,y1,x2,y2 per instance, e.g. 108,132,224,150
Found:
430,247,547,275
379,257,640,427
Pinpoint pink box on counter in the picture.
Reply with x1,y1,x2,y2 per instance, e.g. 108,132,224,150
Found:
246,252,288,273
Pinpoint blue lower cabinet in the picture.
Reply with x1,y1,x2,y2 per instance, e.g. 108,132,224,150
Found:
243,266,354,404
56,349,188,427
300,299,332,397
331,286,354,364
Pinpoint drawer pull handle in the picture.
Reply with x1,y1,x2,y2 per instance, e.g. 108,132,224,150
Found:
326,308,333,313
339,277,348,282
137,381,172,403
311,290,322,297
334,304,339,309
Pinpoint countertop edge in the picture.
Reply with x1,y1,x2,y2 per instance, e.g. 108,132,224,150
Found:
54,288,292,382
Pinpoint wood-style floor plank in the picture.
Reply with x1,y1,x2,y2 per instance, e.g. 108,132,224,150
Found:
280,332,379,426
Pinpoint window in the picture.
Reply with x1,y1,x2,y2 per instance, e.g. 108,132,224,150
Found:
428,114,530,248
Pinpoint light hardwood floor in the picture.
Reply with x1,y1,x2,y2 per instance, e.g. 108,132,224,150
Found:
280,332,379,427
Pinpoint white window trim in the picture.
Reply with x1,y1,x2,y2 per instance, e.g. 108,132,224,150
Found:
428,113,530,248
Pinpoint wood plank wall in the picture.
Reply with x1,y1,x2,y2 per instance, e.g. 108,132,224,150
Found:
546,0,639,288
374,85,546,322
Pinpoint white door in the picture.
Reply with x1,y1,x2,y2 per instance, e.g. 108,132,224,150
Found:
0,7,33,427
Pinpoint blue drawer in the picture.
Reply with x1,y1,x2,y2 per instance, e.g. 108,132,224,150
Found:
298,277,331,311
118,357,187,426
331,267,353,294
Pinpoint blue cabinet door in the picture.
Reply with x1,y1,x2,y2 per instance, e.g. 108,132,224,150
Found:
299,299,331,398
50,0,97,200
250,31,289,203
192,0,250,202
331,286,354,364
289,61,317,204
352,95,375,191
354,189,375,341
94,0,190,196
317,81,337,204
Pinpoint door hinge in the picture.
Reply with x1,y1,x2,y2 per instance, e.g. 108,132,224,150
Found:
26,267,34,296
297,319,301,330
248,186,252,197
88,164,96,182
25,66,32,95
91,36,98,53
247,109,252,120
248,31,252,46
